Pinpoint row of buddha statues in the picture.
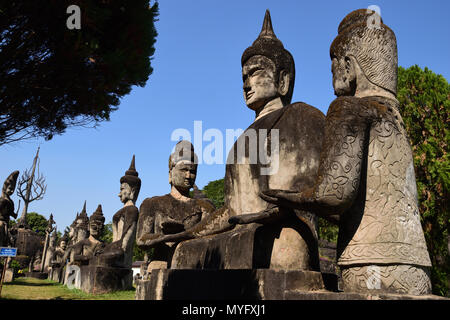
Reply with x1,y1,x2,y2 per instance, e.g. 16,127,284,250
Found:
1,8,433,296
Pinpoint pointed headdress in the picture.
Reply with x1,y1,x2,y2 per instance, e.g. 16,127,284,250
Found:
241,10,295,104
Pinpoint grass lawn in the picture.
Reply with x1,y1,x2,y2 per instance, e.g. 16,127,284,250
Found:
0,277,136,300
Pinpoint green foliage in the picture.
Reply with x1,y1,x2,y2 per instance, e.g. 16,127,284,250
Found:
23,212,48,236
318,218,338,243
397,65,450,297
202,178,225,208
133,240,146,262
0,1,159,145
100,222,113,243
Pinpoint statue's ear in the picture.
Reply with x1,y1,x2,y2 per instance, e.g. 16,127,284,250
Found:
278,69,289,96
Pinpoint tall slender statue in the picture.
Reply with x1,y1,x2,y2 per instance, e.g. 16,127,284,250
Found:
0,171,19,247
96,156,141,268
139,11,325,271
261,9,432,295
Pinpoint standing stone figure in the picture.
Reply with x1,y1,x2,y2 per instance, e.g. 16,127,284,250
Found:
96,156,141,268
42,230,57,272
136,141,215,271
261,9,432,295
139,11,325,272
0,171,19,247
41,214,56,272
71,205,105,265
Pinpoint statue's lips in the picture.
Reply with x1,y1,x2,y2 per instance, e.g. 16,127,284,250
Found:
246,92,254,100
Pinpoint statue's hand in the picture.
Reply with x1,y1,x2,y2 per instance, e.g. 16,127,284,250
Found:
260,189,309,209
228,206,279,225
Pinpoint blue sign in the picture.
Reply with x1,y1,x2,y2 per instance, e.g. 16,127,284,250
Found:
0,247,17,257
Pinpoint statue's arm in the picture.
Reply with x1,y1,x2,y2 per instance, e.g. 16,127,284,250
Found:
135,200,155,248
137,206,233,249
261,98,374,218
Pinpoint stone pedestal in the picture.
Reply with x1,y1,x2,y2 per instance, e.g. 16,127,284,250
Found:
48,267,64,282
79,265,133,294
4,268,14,282
135,268,447,300
135,269,338,300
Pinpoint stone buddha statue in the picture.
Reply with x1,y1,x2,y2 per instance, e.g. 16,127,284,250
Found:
261,9,432,295
94,156,141,268
0,171,19,247
62,203,90,265
136,141,215,270
140,11,325,271
72,205,105,265
75,202,90,242
51,233,69,268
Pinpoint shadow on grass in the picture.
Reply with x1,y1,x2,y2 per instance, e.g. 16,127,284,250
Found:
5,279,59,287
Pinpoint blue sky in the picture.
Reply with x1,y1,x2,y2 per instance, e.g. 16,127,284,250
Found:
1,0,449,232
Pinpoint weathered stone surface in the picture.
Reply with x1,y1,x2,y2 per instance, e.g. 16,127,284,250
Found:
4,268,14,282
13,228,43,258
48,266,64,282
79,265,133,294
0,171,19,247
135,269,335,300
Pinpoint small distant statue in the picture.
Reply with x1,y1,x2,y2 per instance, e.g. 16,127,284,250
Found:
95,155,141,268
32,249,42,272
72,205,105,265
136,141,215,271
0,171,19,247
51,233,69,268
261,9,432,295
62,203,90,265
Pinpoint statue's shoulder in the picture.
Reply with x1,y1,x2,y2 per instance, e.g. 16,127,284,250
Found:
285,102,326,120
328,96,383,120
194,198,216,212
139,194,172,211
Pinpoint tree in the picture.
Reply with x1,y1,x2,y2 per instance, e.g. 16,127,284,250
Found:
21,212,48,236
202,179,225,208
16,147,46,227
397,65,449,297
0,1,159,145
100,222,113,243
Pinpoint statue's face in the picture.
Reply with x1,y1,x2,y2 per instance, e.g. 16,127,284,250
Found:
118,182,133,203
331,56,355,96
4,182,14,196
242,55,278,111
60,241,67,250
69,226,75,237
170,161,197,191
89,220,103,239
